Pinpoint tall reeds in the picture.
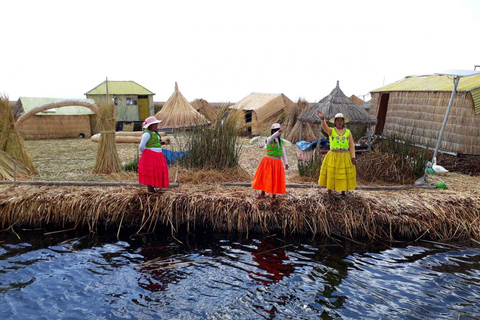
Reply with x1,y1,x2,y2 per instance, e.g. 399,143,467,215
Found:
180,106,243,170
92,96,122,174
0,94,37,176
357,134,430,184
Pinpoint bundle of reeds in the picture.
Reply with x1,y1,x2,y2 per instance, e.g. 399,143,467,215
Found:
92,96,122,174
0,94,37,176
0,149,30,180
1,185,479,242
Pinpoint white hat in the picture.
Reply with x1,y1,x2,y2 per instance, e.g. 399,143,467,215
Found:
271,123,281,129
142,116,162,129
329,113,350,124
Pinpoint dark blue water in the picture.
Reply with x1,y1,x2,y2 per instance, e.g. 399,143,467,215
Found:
1,230,479,319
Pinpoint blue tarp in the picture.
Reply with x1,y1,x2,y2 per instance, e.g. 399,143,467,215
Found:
162,149,188,165
295,139,330,151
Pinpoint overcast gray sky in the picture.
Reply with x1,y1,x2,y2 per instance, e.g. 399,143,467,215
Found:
2,0,479,103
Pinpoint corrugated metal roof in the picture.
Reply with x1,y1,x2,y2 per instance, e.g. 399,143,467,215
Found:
19,97,96,115
85,81,155,95
371,74,480,92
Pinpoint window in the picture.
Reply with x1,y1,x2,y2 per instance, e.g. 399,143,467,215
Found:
126,97,137,105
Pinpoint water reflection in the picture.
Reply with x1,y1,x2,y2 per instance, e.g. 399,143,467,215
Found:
248,238,295,285
0,230,479,319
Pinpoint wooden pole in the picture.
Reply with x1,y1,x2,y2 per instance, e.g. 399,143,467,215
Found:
0,181,179,187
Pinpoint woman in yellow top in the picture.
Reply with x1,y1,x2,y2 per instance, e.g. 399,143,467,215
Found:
316,110,356,195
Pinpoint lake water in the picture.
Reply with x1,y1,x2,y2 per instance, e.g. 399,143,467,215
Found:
1,229,479,319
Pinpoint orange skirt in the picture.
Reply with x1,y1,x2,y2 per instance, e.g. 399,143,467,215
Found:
252,156,286,195
138,149,170,188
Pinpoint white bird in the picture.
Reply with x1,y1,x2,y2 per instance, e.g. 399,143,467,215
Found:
431,157,449,174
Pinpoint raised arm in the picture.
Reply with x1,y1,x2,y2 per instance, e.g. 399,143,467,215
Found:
316,110,332,136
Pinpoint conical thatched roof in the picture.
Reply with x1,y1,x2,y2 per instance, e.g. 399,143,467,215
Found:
190,98,218,123
155,83,210,130
298,81,377,125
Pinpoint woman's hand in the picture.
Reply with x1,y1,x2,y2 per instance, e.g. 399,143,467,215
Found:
316,110,325,120
285,164,289,170
352,158,356,166
279,123,286,133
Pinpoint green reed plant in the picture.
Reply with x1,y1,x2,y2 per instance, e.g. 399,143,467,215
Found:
375,134,430,178
297,149,322,178
180,107,243,170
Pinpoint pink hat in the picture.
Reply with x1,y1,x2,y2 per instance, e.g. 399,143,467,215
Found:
142,116,162,129
271,123,281,129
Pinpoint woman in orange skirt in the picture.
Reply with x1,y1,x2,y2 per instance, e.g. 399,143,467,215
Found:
252,123,289,199
316,111,356,195
138,116,170,193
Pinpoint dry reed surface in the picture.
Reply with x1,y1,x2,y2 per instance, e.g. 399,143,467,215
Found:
1,138,480,242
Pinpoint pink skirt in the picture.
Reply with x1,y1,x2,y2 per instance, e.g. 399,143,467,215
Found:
138,149,170,188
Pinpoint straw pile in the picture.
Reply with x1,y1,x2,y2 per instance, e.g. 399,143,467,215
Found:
92,96,122,174
1,185,478,242
0,94,37,176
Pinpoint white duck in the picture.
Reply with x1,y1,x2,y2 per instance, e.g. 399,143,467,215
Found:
429,157,449,174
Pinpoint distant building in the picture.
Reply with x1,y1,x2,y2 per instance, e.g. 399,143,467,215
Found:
230,92,295,135
14,97,96,140
85,80,155,121
370,74,480,155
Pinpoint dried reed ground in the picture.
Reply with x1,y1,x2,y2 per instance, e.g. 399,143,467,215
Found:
1,138,479,241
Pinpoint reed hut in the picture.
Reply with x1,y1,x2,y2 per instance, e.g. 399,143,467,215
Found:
190,98,218,123
230,92,295,135
298,81,377,141
370,74,480,155
13,97,96,140
85,80,155,121
349,94,365,105
155,83,210,130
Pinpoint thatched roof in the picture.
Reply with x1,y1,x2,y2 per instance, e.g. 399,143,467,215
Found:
298,81,377,125
155,83,210,130
230,92,294,124
349,94,365,105
190,98,218,123
363,100,371,111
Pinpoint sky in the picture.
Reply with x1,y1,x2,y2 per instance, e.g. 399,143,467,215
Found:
2,0,479,104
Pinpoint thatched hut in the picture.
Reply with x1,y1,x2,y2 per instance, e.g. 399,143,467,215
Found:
230,92,295,135
13,97,96,140
191,98,218,123
85,80,155,121
297,81,377,141
369,74,480,155
155,83,210,130
349,94,365,105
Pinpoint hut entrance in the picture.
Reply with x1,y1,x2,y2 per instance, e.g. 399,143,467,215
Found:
375,93,389,135
245,110,253,134
138,95,149,120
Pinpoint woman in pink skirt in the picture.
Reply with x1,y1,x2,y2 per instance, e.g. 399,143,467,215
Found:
138,116,169,193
